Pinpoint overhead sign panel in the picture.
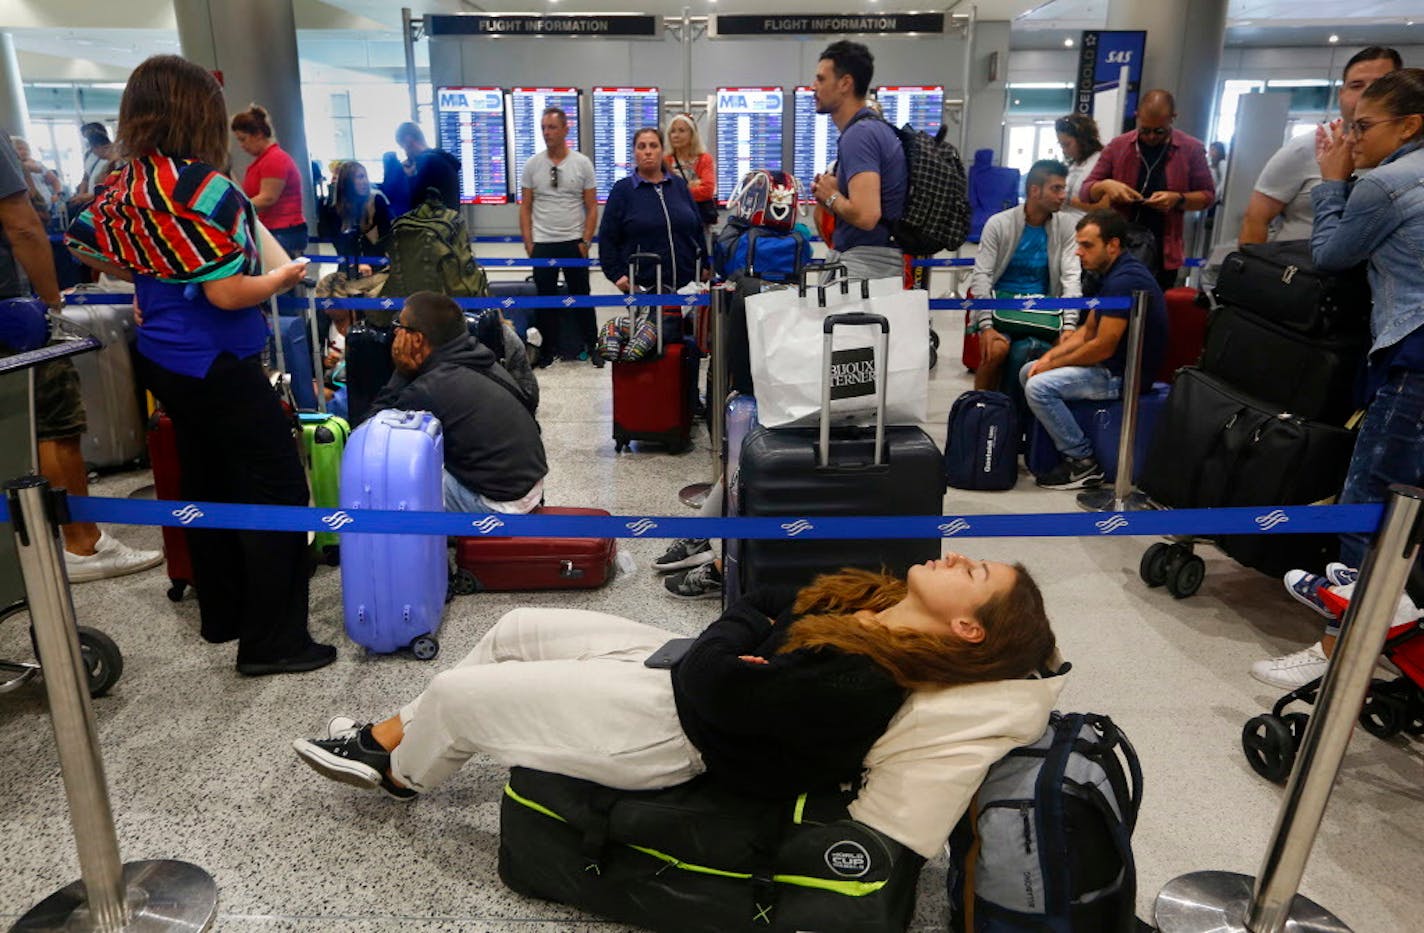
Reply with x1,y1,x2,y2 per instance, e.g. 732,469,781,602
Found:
876,85,944,135
427,14,660,38
593,87,661,203
1074,30,1147,134
793,86,839,184
507,87,581,201
711,13,944,37
715,88,785,206
436,86,509,205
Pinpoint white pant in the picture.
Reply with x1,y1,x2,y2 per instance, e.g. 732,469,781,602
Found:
390,608,706,793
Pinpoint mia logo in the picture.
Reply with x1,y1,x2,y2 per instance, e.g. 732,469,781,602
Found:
626,519,658,536
824,840,871,878
939,518,972,536
781,519,814,537
172,504,205,525
1096,514,1129,534
1255,509,1290,531
471,515,506,534
321,511,354,531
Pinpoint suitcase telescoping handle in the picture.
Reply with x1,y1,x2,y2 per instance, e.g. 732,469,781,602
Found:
627,250,665,355
819,312,889,468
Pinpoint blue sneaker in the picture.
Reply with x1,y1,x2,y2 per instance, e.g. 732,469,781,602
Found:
1283,570,1336,619
1324,562,1358,587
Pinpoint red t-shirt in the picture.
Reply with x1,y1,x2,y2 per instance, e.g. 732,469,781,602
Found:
243,143,305,230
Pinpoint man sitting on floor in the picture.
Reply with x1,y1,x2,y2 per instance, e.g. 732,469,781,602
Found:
1020,210,1165,491
967,158,1083,395
372,291,547,514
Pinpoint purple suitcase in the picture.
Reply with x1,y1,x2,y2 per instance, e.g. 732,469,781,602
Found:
721,394,758,609
339,409,447,658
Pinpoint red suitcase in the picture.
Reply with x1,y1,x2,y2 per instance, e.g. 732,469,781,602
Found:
611,252,693,452
145,411,194,602
450,506,617,593
961,308,981,371
1158,286,1208,383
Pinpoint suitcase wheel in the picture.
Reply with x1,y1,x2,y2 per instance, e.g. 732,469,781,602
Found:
614,439,626,453
166,580,188,602
76,626,123,697
450,568,480,596
410,635,440,662
1242,714,1295,783
1163,547,1205,599
321,545,340,568
1139,543,1171,587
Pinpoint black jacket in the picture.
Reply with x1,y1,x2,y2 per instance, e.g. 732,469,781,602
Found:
412,149,462,212
371,334,547,502
671,587,906,799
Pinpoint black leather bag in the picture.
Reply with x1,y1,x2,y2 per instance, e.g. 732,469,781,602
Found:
1214,240,1369,337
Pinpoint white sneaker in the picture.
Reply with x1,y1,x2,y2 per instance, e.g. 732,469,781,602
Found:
65,533,164,584
1251,642,1328,690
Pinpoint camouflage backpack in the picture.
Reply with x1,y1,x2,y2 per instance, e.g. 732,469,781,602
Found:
384,188,489,298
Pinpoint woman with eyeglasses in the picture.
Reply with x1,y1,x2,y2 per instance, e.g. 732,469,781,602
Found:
1251,68,1424,685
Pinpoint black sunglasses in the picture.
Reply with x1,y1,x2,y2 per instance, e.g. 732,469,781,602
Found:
551,164,560,189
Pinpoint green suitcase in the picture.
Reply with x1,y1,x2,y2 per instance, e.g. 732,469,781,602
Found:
301,413,350,563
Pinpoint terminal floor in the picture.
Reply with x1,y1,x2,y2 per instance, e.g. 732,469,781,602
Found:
3,275,1423,932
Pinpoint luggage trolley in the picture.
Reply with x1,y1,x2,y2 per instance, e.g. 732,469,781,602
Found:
0,325,124,697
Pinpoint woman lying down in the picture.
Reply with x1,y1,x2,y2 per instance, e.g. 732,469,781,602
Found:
293,554,1059,808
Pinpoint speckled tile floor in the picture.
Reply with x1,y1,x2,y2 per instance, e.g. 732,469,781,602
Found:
1,260,1420,932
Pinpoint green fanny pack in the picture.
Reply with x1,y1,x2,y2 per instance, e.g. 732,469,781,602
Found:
991,292,1064,339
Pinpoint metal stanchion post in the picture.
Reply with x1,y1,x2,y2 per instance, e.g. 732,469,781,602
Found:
1155,484,1424,933
8,476,217,932
1078,290,1151,512
678,286,726,509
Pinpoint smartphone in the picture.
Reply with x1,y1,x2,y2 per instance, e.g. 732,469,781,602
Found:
293,256,312,265
644,637,696,670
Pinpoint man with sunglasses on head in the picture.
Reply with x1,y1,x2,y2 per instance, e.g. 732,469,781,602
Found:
520,106,599,368
1081,89,1216,291
1240,46,1402,245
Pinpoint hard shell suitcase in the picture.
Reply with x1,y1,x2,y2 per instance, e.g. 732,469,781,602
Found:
339,409,446,658
145,411,193,602
271,311,319,410
611,253,693,452
737,313,945,594
944,390,1017,491
1157,286,1208,383
62,303,146,470
300,412,349,563
1213,240,1369,337
721,394,760,609
451,506,616,592
343,318,395,428
962,308,981,371
1200,304,1367,426
1025,383,1171,484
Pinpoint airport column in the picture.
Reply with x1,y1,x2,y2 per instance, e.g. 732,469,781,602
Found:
1106,0,1227,142
0,32,30,139
174,0,316,234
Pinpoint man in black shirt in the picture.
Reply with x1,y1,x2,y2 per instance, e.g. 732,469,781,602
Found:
395,122,462,211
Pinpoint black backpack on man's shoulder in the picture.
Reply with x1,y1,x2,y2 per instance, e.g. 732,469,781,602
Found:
889,122,970,255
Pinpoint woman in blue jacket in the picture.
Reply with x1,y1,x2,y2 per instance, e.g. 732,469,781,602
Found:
1253,69,1424,689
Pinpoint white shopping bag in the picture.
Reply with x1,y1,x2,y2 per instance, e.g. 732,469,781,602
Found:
745,275,929,428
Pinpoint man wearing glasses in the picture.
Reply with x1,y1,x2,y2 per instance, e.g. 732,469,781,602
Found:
1240,46,1402,245
519,106,599,368
1081,89,1216,290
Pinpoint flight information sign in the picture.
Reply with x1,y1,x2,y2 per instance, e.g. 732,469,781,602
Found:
875,85,944,135
436,85,509,204
507,87,581,201
592,87,661,202
792,86,839,184
715,87,785,205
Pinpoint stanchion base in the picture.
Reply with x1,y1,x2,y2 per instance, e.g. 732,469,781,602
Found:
12,859,218,932
1154,871,1351,933
678,483,711,510
1076,488,1152,513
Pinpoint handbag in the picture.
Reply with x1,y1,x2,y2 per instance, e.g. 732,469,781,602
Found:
990,292,1064,340
745,267,929,428
672,158,718,225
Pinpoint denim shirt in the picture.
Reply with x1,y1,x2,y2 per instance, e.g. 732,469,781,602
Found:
1310,142,1424,357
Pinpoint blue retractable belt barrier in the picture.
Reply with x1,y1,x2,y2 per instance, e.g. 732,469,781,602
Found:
289,293,708,312
6,496,1383,541
928,296,1132,311
909,258,976,267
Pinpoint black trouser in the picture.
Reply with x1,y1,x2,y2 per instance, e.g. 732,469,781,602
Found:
137,350,315,664
531,239,594,358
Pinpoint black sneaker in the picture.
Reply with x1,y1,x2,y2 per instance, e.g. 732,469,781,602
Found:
590,351,606,369
237,641,337,677
665,562,723,599
1035,456,1105,490
652,537,715,572
293,718,417,800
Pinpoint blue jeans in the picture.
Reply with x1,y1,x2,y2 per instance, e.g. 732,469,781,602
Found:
1020,363,1122,461
271,224,309,259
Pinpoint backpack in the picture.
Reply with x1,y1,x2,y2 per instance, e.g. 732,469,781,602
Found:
712,218,813,282
947,711,1143,933
726,169,803,233
845,113,970,255
383,188,489,298
944,390,1017,491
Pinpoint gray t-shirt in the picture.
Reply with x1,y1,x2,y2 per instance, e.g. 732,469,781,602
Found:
1253,132,1319,243
0,134,29,298
519,149,595,243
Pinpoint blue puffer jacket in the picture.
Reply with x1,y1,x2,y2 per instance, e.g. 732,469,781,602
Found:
1311,142,1424,358
599,172,704,291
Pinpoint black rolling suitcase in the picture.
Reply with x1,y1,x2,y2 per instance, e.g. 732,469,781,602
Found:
1199,305,1368,426
1213,240,1369,337
1139,367,1355,576
343,317,395,428
737,312,944,594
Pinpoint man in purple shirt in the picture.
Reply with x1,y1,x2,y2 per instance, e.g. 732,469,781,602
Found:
809,41,908,282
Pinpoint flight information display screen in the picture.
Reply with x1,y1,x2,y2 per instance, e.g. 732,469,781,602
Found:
715,87,785,205
592,87,660,202
792,86,839,184
436,86,509,204
507,87,581,201
875,86,944,135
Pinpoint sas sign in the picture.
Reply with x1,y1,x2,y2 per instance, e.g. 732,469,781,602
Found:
1105,50,1133,64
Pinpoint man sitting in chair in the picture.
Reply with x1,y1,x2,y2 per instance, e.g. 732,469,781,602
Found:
967,159,1083,396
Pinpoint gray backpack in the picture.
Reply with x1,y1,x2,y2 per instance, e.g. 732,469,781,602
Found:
947,711,1143,932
